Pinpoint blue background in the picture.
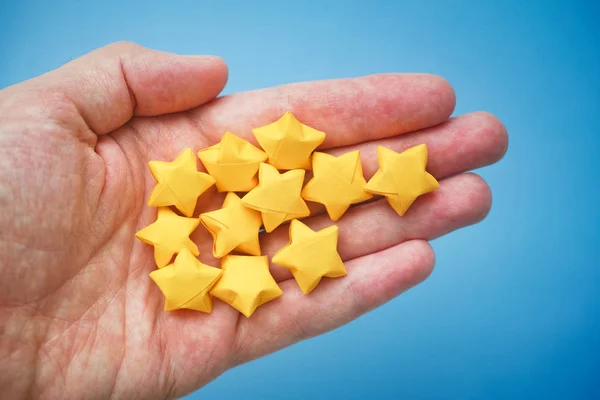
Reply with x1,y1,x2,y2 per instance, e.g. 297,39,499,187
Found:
1,0,599,398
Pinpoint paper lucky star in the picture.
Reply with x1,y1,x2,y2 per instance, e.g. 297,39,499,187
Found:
252,111,326,170
135,207,200,268
147,148,215,217
199,192,262,258
197,132,267,192
365,144,439,216
272,219,346,294
149,248,222,312
241,163,310,232
301,150,372,221
210,255,283,317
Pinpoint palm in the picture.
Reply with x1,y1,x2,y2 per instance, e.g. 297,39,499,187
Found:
0,43,507,399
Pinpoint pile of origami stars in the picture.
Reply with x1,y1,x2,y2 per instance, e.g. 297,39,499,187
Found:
135,112,439,317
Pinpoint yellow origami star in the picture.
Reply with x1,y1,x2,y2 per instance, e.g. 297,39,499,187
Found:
210,255,283,317
197,132,268,192
365,144,439,216
301,151,372,221
252,111,326,170
147,148,215,217
199,192,262,258
241,163,310,232
135,207,200,268
272,220,346,294
149,248,222,312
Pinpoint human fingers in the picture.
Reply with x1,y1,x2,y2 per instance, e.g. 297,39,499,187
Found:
264,173,491,282
193,73,455,148
233,239,435,365
2,41,228,135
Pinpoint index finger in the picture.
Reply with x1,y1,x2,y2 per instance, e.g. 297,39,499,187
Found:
192,73,455,148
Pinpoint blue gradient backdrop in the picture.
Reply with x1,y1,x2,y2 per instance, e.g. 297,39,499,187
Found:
1,1,599,399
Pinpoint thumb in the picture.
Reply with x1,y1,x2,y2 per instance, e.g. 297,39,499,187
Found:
26,41,228,135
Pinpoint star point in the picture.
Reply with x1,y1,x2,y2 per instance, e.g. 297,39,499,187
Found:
302,151,372,221
252,111,326,170
210,255,283,317
199,192,262,258
149,248,222,312
241,163,310,232
365,144,439,216
147,148,215,217
272,219,346,294
135,207,200,268
197,132,267,192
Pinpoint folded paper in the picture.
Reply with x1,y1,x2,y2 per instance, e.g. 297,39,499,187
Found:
199,192,262,258
365,144,439,216
148,148,215,217
241,163,310,232
197,132,267,192
301,151,372,221
252,111,326,170
272,219,346,294
210,255,282,317
149,248,222,312
135,207,200,268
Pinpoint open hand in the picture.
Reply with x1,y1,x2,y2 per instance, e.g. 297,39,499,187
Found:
0,42,507,399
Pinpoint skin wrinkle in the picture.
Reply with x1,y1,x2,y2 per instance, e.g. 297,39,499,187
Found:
231,314,253,367
40,300,109,358
95,137,134,225
108,235,130,400
43,90,98,147
60,328,96,398
136,114,199,157
343,277,368,321
78,151,102,220
123,122,150,196
288,295,315,341
96,134,135,223
367,243,433,303
81,148,107,215
30,227,130,397
185,107,213,144
41,305,102,355
39,297,122,398
64,323,96,382
113,299,153,398
118,55,138,120
61,57,131,136
36,345,69,398
5,313,46,399
50,238,128,326
156,319,175,399
29,289,115,397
